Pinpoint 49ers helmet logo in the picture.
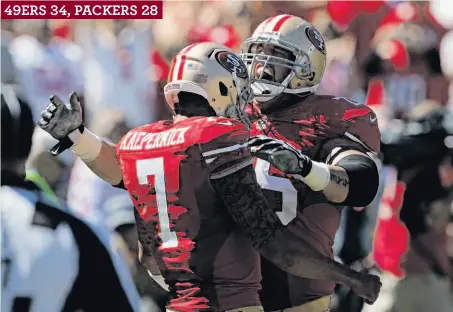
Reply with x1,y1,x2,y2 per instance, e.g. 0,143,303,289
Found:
305,27,326,55
215,51,248,79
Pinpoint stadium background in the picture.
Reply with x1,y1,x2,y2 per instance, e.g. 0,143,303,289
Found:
2,1,453,311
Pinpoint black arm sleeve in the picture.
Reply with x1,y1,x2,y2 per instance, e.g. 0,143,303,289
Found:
335,153,379,207
211,165,283,248
211,165,366,286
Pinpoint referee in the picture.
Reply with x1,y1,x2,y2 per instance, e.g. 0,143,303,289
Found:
1,66,142,311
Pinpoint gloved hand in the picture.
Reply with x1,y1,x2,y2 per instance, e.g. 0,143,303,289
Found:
38,92,83,156
247,135,312,176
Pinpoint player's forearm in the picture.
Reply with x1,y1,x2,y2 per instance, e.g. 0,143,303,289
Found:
322,165,349,203
133,260,169,311
258,231,362,288
326,150,379,207
212,166,364,287
84,141,123,185
70,128,123,185
212,166,292,249
136,242,169,308
250,137,378,207
299,150,379,206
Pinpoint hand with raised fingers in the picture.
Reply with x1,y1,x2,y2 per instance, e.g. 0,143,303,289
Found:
38,92,84,156
38,92,83,140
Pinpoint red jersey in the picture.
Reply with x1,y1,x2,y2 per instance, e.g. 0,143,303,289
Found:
248,95,380,310
116,116,261,312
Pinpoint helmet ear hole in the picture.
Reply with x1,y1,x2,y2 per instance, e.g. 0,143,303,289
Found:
219,82,229,96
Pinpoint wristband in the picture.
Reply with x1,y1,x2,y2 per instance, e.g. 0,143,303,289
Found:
69,126,102,162
294,161,331,192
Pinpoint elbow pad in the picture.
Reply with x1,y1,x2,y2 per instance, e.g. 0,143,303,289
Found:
336,154,379,207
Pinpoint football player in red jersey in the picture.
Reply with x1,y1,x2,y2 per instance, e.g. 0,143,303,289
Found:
38,42,380,311
240,15,382,311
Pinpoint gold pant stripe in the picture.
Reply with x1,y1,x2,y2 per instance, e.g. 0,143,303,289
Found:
226,305,265,312
272,296,331,312
167,305,264,312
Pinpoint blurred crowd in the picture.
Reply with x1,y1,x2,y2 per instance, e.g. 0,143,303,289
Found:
2,1,453,311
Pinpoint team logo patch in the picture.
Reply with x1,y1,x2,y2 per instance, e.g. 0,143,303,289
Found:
305,27,326,54
215,51,248,79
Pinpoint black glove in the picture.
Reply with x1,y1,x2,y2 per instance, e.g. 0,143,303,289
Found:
38,92,84,156
247,135,313,176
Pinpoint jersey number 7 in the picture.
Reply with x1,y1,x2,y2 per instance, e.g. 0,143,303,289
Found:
136,157,179,248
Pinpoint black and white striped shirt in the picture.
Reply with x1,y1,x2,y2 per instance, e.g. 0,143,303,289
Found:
1,176,141,312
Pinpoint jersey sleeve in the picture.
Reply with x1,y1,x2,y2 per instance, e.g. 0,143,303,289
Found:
199,118,252,180
319,98,381,163
343,105,381,153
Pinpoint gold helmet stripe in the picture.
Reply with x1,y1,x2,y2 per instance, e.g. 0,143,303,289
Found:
168,59,176,83
175,55,187,81
271,14,292,32
169,43,200,82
